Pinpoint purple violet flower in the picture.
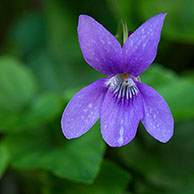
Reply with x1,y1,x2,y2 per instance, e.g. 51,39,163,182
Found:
61,14,174,147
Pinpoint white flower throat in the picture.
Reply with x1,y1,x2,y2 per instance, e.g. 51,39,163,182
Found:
107,73,139,100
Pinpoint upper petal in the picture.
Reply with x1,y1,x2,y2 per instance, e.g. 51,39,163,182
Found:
136,81,174,143
100,87,144,147
122,13,166,76
61,79,107,139
78,15,122,76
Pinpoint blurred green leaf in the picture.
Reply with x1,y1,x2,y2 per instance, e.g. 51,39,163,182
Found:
141,64,194,120
117,120,194,193
0,93,64,132
141,64,177,89
28,51,76,92
28,49,104,93
51,160,131,194
22,93,64,127
138,0,194,43
160,79,194,120
0,57,64,132
4,121,106,183
0,144,10,179
0,57,37,112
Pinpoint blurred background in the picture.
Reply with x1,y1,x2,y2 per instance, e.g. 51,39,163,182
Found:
0,0,194,193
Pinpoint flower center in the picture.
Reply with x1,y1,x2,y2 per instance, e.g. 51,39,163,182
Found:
107,74,139,100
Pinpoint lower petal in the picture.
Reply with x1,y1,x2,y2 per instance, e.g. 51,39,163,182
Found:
101,89,144,147
136,82,174,143
61,79,107,139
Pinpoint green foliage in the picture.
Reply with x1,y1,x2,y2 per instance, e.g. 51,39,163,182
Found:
0,93,64,132
0,57,63,132
141,64,194,120
51,160,131,194
0,144,10,178
117,120,194,193
0,57,37,112
4,121,106,183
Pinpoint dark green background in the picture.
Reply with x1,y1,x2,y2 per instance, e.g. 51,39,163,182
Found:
0,0,194,193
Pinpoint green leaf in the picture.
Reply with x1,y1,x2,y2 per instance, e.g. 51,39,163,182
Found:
138,0,194,43
28,51,78,93
28,49,105,93
87,160,131,194
4,121,106,183
159,79,194,119
141,64,194,120
117,120,194,193
0,93,64,132
141,64,177,90
0,57,64,132
51,160,131,194
21,93,64,128
0,144,10,178
0,56,37,112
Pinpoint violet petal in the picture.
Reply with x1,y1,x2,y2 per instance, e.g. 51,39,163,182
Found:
136,81,174,143
61,79,107,139
100,89,144,147
122,14,166,76
78,15,123,76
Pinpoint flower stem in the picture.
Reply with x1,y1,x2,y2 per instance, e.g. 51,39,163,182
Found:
121,19,128,44
115,19,129,46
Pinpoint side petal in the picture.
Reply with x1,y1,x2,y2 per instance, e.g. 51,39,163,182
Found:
78,15,122,76
61,79,107,139
100,90,144,147
136,82,174,143
122,13,166,76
